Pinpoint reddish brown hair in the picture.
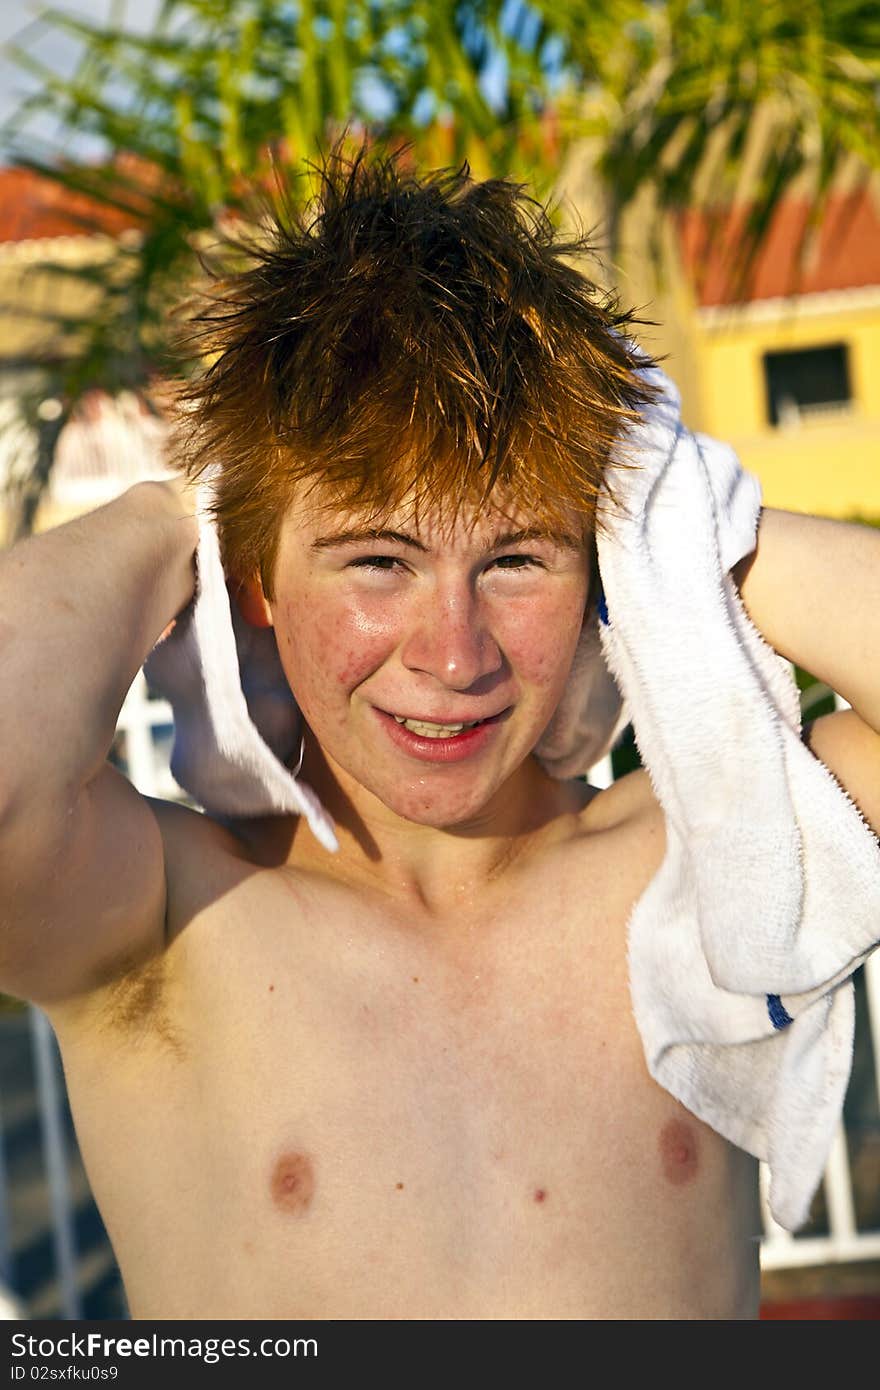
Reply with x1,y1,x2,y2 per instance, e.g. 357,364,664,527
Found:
174,138,656,598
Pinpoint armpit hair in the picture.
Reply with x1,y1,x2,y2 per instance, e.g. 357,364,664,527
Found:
95,951,185,1060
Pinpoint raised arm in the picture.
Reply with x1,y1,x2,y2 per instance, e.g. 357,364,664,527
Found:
732,506,880,836
0,482,198,1007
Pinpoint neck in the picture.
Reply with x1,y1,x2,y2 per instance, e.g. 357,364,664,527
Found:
275,731,591,917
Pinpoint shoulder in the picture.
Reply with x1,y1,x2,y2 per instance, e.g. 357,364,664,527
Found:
149,795,253,888
801,708,880,839
580,766,661,833
147,798,268,944
561,767,665,889
147,795,248,862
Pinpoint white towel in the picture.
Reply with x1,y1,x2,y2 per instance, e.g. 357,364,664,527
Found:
143,366,880,1231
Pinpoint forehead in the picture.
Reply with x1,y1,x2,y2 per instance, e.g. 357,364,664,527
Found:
285,483,588,552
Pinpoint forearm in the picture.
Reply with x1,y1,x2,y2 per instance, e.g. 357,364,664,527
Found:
733,507,880,732
0,482,198,810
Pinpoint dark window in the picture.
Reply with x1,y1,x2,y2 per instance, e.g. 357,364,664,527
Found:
763,343,851,427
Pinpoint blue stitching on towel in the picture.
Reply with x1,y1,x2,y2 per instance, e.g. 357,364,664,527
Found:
767,994,793,1030
597,589,609,626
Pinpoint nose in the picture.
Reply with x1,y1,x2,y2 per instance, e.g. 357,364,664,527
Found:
400,585,503,690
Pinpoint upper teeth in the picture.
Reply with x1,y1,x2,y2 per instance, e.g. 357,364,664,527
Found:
393,715,482,737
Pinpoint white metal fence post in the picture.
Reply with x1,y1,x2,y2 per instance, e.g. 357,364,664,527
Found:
30,1008,82,1320
0,1092,11,1289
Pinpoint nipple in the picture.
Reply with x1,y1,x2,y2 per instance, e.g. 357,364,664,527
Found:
658,1119,699,1187
269,1151,316,1216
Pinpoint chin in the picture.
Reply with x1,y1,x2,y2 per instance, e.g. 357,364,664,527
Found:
370,776,508,829
317,725,532,827
390,801,477,829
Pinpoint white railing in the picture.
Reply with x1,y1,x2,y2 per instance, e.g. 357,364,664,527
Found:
2,673,879,1316
29,1010,81,1319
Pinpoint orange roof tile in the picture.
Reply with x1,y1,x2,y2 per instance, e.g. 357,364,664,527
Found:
0,164,148,242
677,185,880,305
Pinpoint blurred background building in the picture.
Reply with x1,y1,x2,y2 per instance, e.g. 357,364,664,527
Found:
0,0,878,1320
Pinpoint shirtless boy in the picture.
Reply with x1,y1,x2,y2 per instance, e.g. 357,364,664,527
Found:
2,145,879,1321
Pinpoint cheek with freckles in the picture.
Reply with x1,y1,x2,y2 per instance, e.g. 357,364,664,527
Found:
272,584,404,720
490,592,586,713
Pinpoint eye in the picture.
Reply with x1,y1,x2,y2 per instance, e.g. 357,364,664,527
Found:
492,554,543,570
348,555,406,573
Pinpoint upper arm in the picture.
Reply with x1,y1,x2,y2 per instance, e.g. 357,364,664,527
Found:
0,760,168,1009
801,708,880,840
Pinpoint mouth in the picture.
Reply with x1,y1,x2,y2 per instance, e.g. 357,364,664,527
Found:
374,706,510,760
389,714,488,739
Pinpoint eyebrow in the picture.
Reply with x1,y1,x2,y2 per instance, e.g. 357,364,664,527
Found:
309,526,583,554
310,528,428,553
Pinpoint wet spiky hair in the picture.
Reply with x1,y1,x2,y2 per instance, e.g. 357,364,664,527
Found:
174,137,656,597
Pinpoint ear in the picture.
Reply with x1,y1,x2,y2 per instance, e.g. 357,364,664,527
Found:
233,574,274,629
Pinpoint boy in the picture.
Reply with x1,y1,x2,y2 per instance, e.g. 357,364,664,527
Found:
1,144,878,1320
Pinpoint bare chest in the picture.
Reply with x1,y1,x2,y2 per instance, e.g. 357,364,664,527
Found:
64,786,761,1317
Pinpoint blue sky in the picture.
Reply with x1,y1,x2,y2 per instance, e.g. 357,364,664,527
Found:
0,1,540,161
0,1,162,157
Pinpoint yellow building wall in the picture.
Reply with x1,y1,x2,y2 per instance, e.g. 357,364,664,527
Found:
577,164,880,526
691,295,880,521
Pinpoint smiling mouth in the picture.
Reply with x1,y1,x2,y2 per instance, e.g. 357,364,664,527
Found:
391,715,484,738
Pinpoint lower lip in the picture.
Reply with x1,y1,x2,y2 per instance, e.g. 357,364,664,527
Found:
374,708,506,763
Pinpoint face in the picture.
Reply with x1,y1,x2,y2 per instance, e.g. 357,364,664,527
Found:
240,492,591,830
